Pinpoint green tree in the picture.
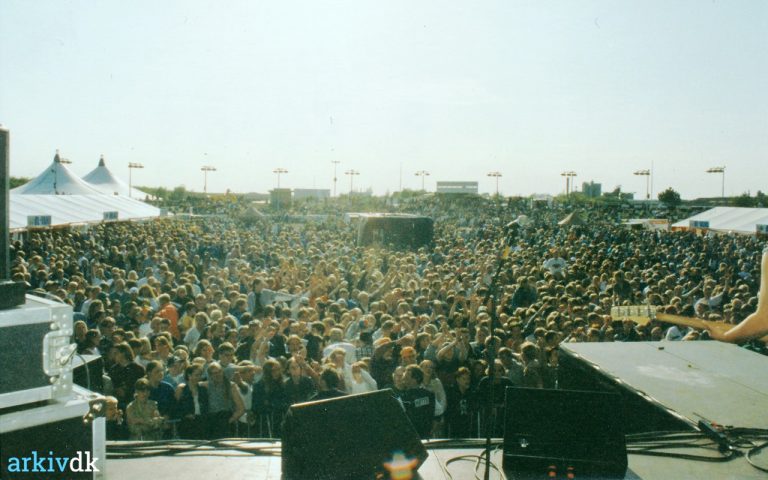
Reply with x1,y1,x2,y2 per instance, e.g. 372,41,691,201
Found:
756,191,766,207
9,176,30,189
169,185,188,202
732,192,755,207
658,187,682,209
392,189,422,200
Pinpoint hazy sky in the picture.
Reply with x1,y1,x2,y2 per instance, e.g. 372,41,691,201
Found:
2,1,766,198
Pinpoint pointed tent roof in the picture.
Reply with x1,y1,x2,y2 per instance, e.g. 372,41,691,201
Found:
558,211,585,226
11,151,104,195
82,155,148,198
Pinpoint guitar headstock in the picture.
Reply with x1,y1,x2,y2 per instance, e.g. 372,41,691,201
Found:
610,305,658,326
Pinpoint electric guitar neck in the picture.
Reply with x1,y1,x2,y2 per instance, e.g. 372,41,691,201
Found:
611,305,768,343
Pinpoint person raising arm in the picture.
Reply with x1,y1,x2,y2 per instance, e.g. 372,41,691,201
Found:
707,248,768,343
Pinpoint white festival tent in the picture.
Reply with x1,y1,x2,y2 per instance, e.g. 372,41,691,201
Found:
82,155,149,199
672,207,768,235
9,194,162,231
9,152,162,230
12,151,103,195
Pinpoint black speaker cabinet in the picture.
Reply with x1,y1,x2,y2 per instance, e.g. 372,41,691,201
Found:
503,387,628,479
282,389,428,480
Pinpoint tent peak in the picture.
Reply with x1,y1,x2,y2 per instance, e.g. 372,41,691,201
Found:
99,155,105,167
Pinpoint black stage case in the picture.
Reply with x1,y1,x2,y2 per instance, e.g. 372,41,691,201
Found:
0,295,75,410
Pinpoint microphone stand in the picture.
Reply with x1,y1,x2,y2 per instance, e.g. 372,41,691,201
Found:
481,222,519,480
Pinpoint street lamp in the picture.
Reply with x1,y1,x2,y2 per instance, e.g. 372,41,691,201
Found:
273,168,288,188
128,161,144,198
633,169,650,200
487,171,502,196
414,170,430,191
345,169,360,194
560,171,577,197
706,166,725,198
201,165,216,194
331,160,340,197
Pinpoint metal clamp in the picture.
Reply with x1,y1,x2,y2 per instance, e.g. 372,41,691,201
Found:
42,329,74,376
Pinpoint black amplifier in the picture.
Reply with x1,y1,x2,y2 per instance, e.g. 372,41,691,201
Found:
503,387,628,479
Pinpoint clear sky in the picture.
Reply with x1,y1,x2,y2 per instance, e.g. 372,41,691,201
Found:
1,1,766,198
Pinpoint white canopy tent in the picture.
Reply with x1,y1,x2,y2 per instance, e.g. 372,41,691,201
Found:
11,151,103,195
9,194,162,231
10,151,162,230
672,207,768,235
82,155,149,199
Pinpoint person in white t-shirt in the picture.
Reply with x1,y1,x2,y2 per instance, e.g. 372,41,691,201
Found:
542,249,567,280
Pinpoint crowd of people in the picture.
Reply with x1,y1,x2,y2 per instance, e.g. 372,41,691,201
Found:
8,196,767,440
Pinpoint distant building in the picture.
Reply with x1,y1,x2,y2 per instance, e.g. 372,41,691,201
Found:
582,181,602,198
436,181,478,195
293,189,330,201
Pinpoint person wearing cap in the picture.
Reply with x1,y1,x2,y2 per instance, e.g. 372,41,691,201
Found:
163,355,186,388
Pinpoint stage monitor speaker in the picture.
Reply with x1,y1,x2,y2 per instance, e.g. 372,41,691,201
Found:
73,354,104,394
503,387,628,479
282,389,428,480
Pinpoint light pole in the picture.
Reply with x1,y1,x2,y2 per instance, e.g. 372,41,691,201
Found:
331,160,340,197
345,169,360,194
273,168,288,188
487,171,502,196
415,170,430,191
633,169,650,200
201,165,216,194
128,162,144,198
706,166,725,199
560,171,577,198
